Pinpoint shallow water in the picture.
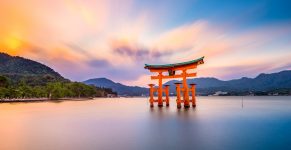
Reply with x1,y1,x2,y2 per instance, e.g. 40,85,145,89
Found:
0,96,291,150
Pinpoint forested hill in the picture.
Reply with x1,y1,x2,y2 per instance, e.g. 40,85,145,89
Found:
0,53,116,99
0,52,68,85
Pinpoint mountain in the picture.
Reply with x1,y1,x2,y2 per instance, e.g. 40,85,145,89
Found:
165,70,291,95
83,78,148,96
0,52,68,85
84,70,291,96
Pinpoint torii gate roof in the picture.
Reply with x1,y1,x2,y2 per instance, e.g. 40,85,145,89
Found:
144,56,204,69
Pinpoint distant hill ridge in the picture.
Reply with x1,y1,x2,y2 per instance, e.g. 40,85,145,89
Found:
164,70,291,95
83,78,148,96
0,52,68,85
84,70,291,96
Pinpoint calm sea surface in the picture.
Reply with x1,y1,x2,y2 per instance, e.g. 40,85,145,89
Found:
0,96,291,150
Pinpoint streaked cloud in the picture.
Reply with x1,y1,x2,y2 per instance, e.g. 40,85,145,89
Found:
0,0,290,86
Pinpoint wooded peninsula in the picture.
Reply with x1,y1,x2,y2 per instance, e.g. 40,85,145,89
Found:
0,53,117,101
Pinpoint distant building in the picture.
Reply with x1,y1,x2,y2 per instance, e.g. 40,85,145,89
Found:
268,93,279,96
213,91,228,96
107,94,117,98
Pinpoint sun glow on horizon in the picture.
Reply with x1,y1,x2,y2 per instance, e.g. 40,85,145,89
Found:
6,37,22,49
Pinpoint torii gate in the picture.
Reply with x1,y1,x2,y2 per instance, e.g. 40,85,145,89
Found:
144,57,204,108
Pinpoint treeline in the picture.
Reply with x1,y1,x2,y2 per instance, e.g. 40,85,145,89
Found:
0,76,117,100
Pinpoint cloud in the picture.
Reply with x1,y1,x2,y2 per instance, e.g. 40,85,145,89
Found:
87,59,110,68
152,21,208,51
110,38,176,62
112,42,149,61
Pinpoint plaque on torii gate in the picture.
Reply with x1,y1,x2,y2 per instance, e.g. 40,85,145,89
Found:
144,57,204,108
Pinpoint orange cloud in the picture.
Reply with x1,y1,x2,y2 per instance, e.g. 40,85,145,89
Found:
152,21,208,51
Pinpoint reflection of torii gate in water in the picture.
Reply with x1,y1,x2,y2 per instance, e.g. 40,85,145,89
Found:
144,57,204,108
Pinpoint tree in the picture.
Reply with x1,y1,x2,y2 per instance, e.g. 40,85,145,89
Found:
0,76,9,88
46,82,54,99
46,82,66,99
70,82,84,98
0,87,8,99
17,80,34,98
32,86,46,98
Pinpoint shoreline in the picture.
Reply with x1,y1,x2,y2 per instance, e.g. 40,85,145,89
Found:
1,96,290,103
0,97,94,103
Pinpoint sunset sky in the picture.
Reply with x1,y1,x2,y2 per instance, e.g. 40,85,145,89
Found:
1,0,291,86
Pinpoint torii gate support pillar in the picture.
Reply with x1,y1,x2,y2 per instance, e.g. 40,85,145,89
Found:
148,84,155,107
164,85,170,106
175,83,182,109
190,84,196,107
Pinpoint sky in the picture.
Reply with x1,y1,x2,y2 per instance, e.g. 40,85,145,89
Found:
0,0,291,87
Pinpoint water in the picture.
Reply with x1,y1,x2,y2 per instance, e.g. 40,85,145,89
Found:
0,96,291,150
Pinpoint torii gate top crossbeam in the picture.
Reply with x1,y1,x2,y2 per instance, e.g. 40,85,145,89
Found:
144,56,204,70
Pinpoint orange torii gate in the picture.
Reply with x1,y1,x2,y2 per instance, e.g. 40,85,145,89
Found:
144,57,204,108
